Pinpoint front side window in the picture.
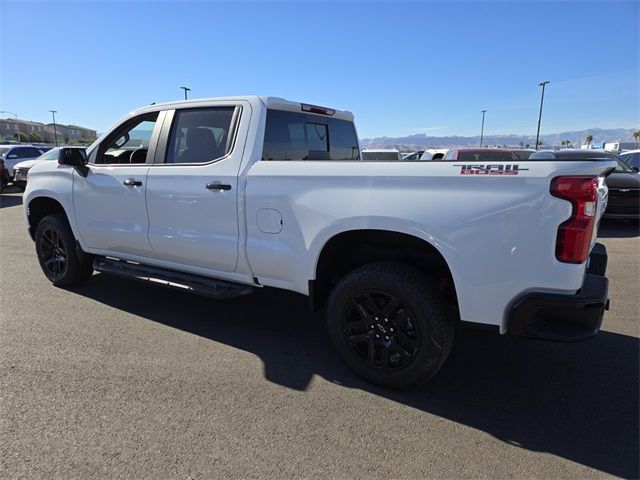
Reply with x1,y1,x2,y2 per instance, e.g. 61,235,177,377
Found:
95,113,159,164
166,107,236,164
262,109,359,161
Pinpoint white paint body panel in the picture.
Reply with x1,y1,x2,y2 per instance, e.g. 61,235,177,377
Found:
23,96,615,333
244,160,613,329
72,165,151,256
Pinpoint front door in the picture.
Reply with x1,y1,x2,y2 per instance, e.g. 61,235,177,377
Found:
73,112,163,257
145,105,245,272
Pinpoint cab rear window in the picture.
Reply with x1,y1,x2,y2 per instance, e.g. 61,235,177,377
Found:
262,109,359,161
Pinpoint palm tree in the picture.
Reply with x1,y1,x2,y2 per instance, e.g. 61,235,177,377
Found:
560,140,566,149
565,140,572,149
519,141,524,148
634,130,640,148
536,140,544,149
586,135,593,148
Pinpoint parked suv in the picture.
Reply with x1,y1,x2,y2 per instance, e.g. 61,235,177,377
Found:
13,147,85,190
0,145,45,179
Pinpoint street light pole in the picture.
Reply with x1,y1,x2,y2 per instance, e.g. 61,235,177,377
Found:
1,110,20,144
535,81,550,151
480,109,487,147
49,110,59,146
180,86,191,100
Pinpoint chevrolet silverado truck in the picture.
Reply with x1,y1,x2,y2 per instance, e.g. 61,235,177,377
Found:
24,96,614,388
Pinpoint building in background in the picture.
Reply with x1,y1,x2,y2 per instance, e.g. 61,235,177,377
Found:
0,117,97,144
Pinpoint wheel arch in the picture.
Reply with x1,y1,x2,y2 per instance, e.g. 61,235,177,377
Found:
26,196,70,241
310,229,459,312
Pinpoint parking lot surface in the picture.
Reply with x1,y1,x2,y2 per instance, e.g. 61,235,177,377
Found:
1,188,638,479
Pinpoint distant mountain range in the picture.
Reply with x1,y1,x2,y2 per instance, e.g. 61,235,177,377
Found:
361,128,638,150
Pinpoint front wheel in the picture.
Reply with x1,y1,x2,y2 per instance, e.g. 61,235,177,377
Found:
326,262,454,389
35,214,93,287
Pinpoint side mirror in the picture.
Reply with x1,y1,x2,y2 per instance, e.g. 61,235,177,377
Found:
58,147,87,166
58,148,89,177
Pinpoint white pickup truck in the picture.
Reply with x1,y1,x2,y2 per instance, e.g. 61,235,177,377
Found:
24,96,613,388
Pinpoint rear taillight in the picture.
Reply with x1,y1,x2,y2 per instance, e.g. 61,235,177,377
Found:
550,176,598,264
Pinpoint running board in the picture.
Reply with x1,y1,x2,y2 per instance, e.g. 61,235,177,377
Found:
93,257,254,299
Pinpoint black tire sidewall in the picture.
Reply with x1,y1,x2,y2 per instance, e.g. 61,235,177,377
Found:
327,263,452,388
35,214,92,287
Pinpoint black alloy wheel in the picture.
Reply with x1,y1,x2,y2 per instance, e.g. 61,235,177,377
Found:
38,226,68,279
342,289,421,372
327,262,454,388
34,214,94,287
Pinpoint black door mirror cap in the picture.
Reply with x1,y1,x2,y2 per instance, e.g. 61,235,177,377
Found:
58,148,89,177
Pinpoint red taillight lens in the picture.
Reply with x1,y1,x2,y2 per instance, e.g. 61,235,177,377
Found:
550,176,598,264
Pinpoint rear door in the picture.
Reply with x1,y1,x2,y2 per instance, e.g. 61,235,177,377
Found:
145,103,248,272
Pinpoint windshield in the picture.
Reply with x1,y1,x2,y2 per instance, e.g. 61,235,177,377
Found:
620,153,639,169
38,148,61,161
615,159,633,173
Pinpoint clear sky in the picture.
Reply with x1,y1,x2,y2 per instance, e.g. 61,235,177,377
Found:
1,0,638,138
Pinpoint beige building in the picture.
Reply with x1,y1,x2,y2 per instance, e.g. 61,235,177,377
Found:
0,117,97,144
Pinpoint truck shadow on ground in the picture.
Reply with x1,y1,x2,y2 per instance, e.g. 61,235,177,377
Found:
72,275,639,478
0,191,23,209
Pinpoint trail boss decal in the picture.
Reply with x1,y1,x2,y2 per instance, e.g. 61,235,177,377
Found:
453,164,529,175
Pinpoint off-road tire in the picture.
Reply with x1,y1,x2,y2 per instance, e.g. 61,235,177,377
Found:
35,214,93,287
326,262,454,389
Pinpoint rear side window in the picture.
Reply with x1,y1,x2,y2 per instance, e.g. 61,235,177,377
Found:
166,107,236,164
15,147,42,158
262,109,359,161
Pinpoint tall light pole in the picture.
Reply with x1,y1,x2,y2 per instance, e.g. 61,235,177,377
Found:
1,110,21,144
480,109,487,147
180,86,191,100
535,81,550,150
49,110,59,146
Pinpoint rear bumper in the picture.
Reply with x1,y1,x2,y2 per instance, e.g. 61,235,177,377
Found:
507,243,609,342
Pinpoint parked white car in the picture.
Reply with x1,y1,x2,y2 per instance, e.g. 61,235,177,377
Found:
24,96,613,388
13,147,84,190
419,148,449,160
0,145,45,178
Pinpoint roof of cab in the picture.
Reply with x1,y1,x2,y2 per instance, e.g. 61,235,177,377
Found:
128,96,354,122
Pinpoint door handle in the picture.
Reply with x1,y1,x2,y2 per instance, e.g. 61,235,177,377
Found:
206,183,232,191
123,178,143,187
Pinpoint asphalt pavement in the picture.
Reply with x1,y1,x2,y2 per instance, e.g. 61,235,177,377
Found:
1,187,638,479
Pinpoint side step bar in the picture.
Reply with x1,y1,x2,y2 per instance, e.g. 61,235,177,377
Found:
93,257,254,299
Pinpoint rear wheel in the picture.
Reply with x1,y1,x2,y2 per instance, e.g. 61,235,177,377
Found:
326,262,454,388
35,214,93,287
